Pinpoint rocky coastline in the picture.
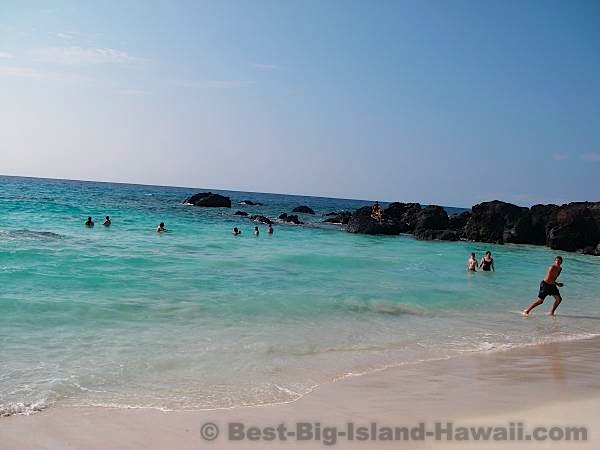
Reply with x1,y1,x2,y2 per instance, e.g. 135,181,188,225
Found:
184,192,600,255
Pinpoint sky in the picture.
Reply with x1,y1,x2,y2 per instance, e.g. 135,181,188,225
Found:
1,1,599,207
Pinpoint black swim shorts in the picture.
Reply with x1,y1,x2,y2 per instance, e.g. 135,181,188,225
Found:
538,280,560,300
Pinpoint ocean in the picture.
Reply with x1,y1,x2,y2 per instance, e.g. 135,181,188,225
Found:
1,175,599,416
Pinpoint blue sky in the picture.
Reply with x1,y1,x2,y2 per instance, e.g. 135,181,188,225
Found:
1,1,599,207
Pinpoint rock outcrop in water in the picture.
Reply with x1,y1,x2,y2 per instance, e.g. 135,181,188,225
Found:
250,215,273,225
344,199,600,255
278,213,303,225
239,200,263,206
184,192,231,208
292,205,315,215
463,200,533,244
346,207,403,235
323,211,352,225
234,211,248,216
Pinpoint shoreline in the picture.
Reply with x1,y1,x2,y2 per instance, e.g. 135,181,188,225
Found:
3,330,599,419
2,335,599,449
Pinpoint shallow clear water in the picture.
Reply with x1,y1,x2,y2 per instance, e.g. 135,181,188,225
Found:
1,175,599,415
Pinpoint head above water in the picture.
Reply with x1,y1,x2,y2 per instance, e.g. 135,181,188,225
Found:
555,256,563,265
471,253,476,258
485,251,492,256
159,222,164,227
105,216,110,220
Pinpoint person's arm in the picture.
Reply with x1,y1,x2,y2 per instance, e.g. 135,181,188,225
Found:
491,259,495,271
555,267,563,286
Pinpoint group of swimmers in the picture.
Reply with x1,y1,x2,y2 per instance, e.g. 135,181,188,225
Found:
85,217,274,236
232,224,273,236
85,215,566,316
85,216,111,227
466,251,495,272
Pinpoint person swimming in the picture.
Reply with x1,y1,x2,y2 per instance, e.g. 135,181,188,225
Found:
467,253,477,271
156,222,166,233
85,216,94,227
479,251,494,271
267,223,273,234
232,227,241,236
254,226,259,236
103,216,111,226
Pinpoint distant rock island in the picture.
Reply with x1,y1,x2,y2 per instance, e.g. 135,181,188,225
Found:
184,192,231,208
347,200,600,255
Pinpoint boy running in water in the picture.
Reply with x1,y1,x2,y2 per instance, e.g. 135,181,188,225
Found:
523,256,564,316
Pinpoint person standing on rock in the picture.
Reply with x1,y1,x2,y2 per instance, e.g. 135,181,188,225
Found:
371,201,382,222
523,256,564,316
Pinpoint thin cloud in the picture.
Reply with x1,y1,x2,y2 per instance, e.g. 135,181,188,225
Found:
49,31,81,41
117,89,146,96
0,65,91,83
552,153,568,161
0,66,43,78
581,153,600,162
171,79,246,89
0,51,14,59
251,63,282,71
32,46,146,65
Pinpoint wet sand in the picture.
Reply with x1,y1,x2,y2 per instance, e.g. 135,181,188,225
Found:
2,336,599,449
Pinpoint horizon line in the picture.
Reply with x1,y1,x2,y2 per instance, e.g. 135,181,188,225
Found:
0,172,495,210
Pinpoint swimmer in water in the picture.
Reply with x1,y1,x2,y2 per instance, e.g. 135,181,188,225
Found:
103,216,111,226
254,226,259,236
232,227,241,236
156,222,166,233
85,216,94,227
467,253,477,271
267,223,273,234
479,251,495,271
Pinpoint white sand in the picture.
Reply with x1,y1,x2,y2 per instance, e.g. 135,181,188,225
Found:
2,337,599,449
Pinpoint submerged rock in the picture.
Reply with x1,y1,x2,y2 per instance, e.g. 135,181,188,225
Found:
234,211,249,216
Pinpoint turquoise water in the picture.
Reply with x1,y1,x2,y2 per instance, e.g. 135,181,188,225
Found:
1,175,599,416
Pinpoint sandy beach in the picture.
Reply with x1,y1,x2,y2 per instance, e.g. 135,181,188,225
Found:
2,335,598,450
